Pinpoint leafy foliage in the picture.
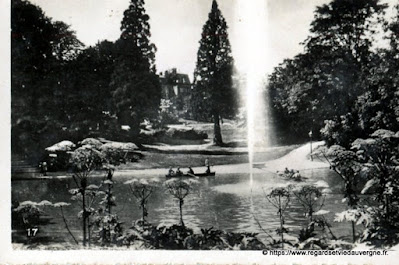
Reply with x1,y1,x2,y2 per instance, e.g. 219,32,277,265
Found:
318,130,399,246
11,0,84,161
293,185,325,221
12,201,45,228
268,0,388,143
120,222,265,250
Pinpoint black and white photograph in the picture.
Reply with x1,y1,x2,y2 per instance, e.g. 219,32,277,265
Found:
3,0,399,263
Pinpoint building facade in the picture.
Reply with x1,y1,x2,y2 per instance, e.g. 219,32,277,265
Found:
159,68,192,118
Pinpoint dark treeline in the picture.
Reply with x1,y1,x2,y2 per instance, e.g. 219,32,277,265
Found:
268,0,399,147
12,0,238,161
12,0,160,161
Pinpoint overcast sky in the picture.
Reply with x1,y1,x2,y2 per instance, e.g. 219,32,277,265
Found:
30,0,396,79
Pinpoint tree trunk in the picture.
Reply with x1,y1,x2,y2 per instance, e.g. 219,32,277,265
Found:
129,112,141,140
142,201,146,224
352,221,356,243
82,189,87,246
279,196,284,249
213,113,223,146
107,184,112,214
280,211,284,249
88,218,91,247
385,195,390,223
179,199,184,226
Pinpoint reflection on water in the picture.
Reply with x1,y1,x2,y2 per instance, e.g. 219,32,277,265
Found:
12,168,353,244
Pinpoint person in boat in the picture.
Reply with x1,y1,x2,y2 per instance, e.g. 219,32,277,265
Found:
205,158,211,174
176,167,183,176
39,161,48,176
292,170,301,181
187,166,194,174
168,166,175,176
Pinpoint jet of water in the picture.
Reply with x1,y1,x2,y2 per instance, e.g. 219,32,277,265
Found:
233,0,270,189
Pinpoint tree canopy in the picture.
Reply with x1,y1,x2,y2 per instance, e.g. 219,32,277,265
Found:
268,0,390,145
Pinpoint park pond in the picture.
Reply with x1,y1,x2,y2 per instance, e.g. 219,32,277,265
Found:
12,166,357,247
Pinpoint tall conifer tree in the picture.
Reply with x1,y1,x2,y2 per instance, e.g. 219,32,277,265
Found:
192,0,236,145
111,0,161,138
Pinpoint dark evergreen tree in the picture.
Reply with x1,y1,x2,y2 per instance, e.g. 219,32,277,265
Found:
192,0,236,145
110,0,161,139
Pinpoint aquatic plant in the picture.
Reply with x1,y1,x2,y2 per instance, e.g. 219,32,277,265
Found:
164,178,199,226
125,178,159,224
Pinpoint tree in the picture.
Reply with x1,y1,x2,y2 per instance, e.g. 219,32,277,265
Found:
268,54,318,139
66,40,117,132
354,5,399,136
12,0,84,160
319,2,398,146
304,0,387,141
110,0,161,138
192,0,236,145
305,0,387,64
268,0,387,143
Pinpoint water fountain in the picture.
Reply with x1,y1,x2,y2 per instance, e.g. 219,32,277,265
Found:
234,0,271,188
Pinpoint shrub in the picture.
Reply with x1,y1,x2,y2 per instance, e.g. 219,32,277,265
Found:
319,129,399,247
119,222,265,250
12,201,44,228
165,127,208,140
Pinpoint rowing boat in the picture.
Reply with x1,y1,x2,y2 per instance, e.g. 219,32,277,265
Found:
165,172,216,178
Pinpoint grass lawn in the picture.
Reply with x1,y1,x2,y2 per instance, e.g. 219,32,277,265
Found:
117,144,299,170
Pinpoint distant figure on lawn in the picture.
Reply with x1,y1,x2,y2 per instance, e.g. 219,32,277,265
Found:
168,166,175,176
107,168,114,180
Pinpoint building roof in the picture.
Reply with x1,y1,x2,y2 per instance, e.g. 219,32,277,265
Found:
160,68,191,85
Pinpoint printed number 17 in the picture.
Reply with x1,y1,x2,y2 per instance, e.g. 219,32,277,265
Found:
27,228,38,237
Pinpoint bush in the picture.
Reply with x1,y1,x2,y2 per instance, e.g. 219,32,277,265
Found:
320,113,361,147
12,202,43,228
320,129,399,247
165,127,208,140
119,222,265,250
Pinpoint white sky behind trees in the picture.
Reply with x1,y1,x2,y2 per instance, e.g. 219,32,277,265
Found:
30,0,397,79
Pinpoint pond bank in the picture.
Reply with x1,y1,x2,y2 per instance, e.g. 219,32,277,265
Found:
114,141,328,177
11,142,327,180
